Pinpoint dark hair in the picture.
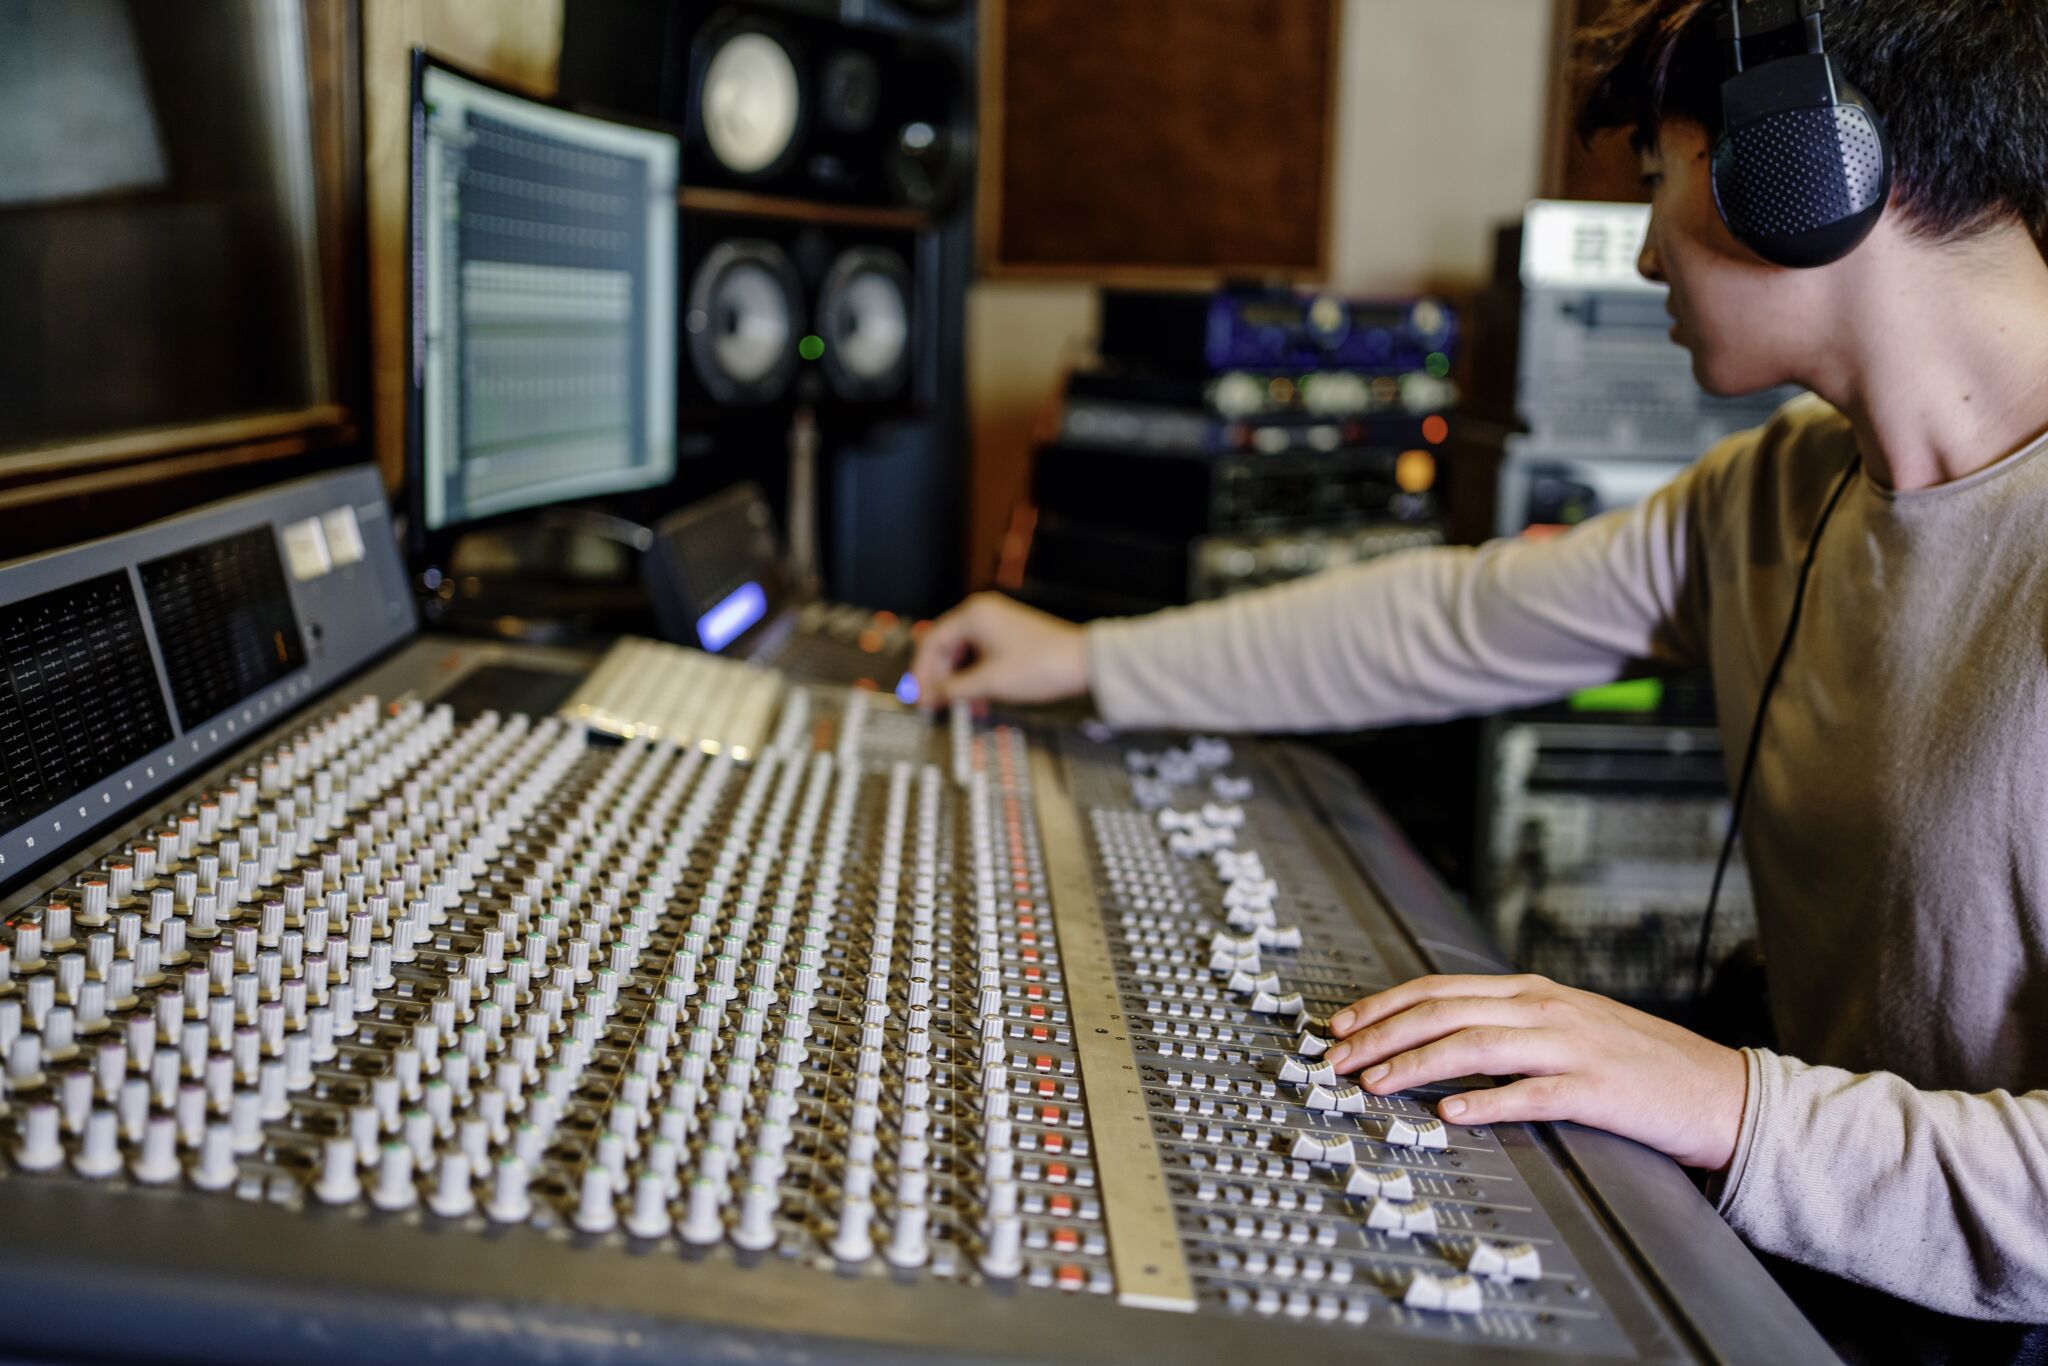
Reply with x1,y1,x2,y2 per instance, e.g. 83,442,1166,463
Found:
1574,0,2048,241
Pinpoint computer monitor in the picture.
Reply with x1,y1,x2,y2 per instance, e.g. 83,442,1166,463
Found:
406,52,680,561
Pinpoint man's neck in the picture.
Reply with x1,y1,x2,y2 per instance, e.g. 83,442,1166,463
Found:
1804,225,2048,493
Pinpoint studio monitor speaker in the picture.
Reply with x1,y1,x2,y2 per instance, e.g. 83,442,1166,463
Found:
680,212,919,416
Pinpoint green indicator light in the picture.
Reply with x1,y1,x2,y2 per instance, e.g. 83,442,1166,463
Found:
799,335,825,361
1569,678,1664,714
1425,351,1451,379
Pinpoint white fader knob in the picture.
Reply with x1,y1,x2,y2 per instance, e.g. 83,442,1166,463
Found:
732,1181,778,1251
981,1214,1024,1278
624,1170,673,1240
428,1151,475,1218
679,1175,724,1245
486,1156,533,1224
16,1102,63,1171
573,1163,618,1236
7,1036,44,1092
1469,1240,1543,1281
192,1121,240,1192
132,1114,182,1185
1383,1115,1450,1150
370,1140,417,1211
315,1137,362,1205
1404,1271,1484,1314
72,1108,122,1179
884,1202,929,1269
831,1196,875,1262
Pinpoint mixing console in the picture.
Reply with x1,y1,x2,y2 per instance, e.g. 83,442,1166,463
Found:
0,468,1832,1365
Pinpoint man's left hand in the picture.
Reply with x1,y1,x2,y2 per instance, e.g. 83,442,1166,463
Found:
1325,973,1747,1170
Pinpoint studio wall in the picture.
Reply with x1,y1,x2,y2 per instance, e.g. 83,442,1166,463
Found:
962,0,1557,592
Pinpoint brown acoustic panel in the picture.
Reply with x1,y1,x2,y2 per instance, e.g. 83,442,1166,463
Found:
992,0,1336,276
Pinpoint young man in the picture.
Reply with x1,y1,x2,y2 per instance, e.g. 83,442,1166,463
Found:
912,0,2048,1353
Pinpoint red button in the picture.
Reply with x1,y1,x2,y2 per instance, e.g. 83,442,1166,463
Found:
1036,1079,1057,1097
1044,1133,1066,1154
1046,1163,1071,1185
1049,1194,1075,1217
1056,1264,1085,1291
1033,1055,1054,1073
1052,1228,1080,1253
1030,1026,1051,1043
1027,1005,1047,1021
1040,1106,1063,1124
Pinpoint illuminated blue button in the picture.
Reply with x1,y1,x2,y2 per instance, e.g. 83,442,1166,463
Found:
696,582,768,652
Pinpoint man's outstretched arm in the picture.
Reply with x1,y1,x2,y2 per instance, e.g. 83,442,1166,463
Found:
1084,460,1711,733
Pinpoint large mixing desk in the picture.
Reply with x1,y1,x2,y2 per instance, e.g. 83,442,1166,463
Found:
0,468,1833,1364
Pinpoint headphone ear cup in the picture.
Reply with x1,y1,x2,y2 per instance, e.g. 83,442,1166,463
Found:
1713,70,1892,269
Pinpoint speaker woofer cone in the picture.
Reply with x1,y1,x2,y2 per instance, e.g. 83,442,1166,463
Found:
697,26,805,178
817,246,912,402
687,239,804,405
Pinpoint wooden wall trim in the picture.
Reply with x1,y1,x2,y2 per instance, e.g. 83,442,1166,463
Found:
0,406,354,485
305,0,370,423
679,187,929,232
1540,0,1578,199
0,432,350,515
974,0,1008,277
1316,0,1344,283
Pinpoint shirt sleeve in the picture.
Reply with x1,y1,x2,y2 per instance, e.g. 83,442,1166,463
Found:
1083,451,1716,734
1720,1049,2048,1320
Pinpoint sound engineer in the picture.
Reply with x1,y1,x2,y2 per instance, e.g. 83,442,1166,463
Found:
914,0,2048,1350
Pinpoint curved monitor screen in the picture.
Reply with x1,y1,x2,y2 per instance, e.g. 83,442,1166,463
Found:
411,58,679,534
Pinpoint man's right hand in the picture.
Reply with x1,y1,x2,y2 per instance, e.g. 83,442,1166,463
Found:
909,592,1088,711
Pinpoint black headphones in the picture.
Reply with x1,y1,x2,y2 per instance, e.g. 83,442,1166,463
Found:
1711,0,1892,268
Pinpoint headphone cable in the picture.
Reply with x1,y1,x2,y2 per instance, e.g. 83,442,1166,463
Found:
1691,453,1863,1007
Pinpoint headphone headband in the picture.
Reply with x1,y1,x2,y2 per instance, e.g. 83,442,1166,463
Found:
1716,0,1827,49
